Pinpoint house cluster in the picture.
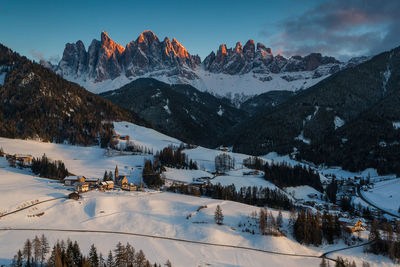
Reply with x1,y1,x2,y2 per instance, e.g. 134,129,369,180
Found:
63,165,141,193
4,153,33,167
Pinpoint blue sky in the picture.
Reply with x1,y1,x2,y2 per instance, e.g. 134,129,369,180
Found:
1,0,399,63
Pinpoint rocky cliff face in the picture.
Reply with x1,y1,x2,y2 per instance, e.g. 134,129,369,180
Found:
203,40,340,75
51,31,365,98
55,31,201,83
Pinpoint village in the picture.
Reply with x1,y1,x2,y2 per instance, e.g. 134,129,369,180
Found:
1,127,399,250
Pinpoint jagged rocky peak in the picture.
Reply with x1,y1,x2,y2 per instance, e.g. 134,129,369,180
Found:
101,31,125,55
203,39,342,75
54,30,201,82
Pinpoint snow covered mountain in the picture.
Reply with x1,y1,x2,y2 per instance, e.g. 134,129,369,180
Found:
50,31,360,98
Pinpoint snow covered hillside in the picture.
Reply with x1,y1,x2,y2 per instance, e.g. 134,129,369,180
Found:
0,121,398,266
64,67,329,98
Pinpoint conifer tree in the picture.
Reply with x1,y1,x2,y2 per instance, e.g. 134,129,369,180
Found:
32,235,41,265
89,244,99,267
23,239,32,266
259,208,267,235
277,210,283,228
214,205,224,225
107,250,114,267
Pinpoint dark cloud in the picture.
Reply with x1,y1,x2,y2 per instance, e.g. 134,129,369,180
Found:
266,0,400,59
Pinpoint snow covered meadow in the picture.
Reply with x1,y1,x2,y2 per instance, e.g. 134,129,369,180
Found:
0,121,398,266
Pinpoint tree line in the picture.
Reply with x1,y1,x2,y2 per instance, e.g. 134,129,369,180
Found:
167,183,294,211
12,236,170,267
264,162,323,192
30,154,69,180
366,219,400,263
243,157,323,192
155,145,198,170
293,210,342,246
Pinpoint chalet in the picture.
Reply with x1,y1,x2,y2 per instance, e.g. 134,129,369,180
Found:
100,181,114,190
85,178,100,186
15,154,33,166
116,175,128,187
120,135,130,141
190,181,206,189
218,146,229,152
112,134,121,139
122,183,137,191
307,193,319,199
350,220,365,232
64,176,86,186
75,182,89,193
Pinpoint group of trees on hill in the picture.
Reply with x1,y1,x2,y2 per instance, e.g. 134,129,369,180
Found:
264,162,323,192
142,160,163,188
293,210,342,246
167,183,294,211
366,219,400,262
30,154,69,180
155,145,197,170
243,156,323,192
12,236,168,267
214,153,235,173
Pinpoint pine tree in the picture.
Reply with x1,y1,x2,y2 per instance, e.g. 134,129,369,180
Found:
107,250,114,267
214,205,224,225
32,235,41,265
103,170,108,181
125,243,135,265
259,208,266,235
277,210,283,228
114,242,126,267
135,250,146,267
11,250,23,267
89,244,99,267
23,239,32,266
164,259,172,267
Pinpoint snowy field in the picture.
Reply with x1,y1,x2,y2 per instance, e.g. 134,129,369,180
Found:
0,121,398,266
362,179,400,216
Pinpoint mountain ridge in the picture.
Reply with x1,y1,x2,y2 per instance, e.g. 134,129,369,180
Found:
47,31,364,98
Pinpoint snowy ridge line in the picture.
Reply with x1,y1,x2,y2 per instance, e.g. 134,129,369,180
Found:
0,227,337,263
0,197,67,219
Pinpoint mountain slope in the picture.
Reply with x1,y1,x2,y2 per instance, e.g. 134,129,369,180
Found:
101,78,246,147
0,44,146,146
228,46,400,174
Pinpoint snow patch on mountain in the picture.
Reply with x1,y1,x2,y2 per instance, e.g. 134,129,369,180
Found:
393,122,400,130
0,72,6,86
334,116,345,130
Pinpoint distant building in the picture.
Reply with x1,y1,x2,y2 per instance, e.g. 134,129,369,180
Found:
85,178,100,186
120,135,130,141
64,176,86,186
122,183,137,191
75,182,89,193
116,175,128,187
15,154,33,166
100,181,114,190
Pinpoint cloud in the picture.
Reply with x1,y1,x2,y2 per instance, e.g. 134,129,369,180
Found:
30,49,60,64
264,0,400,60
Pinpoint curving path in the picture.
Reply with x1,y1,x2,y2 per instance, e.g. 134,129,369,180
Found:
0,227,374,266
357,187,400,219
